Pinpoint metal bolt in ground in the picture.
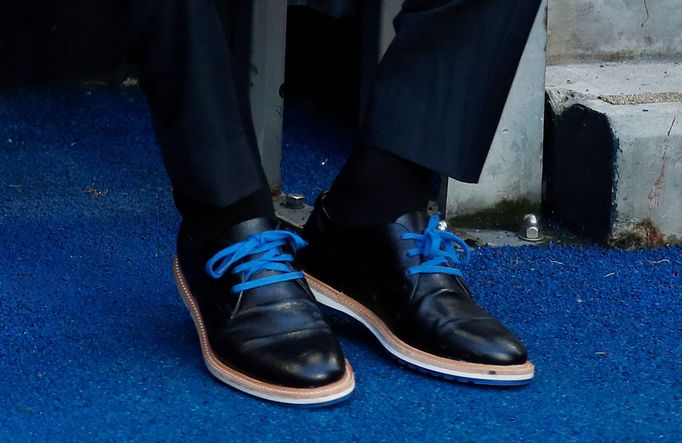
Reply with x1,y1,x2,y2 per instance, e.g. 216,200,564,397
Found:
285,193,305,210
519,214,544,242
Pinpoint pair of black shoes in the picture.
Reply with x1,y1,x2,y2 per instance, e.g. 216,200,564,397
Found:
174,193,534,406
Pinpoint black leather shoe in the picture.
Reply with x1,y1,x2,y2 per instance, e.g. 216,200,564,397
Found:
300,194,534,385
174,217,354,405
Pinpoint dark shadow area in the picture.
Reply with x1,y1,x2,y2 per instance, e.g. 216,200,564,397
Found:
542,99,617,242
284,6,363,125
280,6,364,200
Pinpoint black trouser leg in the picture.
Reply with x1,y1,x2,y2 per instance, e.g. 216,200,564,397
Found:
133,0,269,209
132,0,275,239
360,0,543,183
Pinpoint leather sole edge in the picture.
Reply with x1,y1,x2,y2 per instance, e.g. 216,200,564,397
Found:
173,257,355,405
305,273,535,385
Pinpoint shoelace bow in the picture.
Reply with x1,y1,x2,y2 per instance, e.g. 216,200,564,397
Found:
401,215,471,277
205,230,307,293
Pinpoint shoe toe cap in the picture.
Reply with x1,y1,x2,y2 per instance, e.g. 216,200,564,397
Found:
285,341,347,387
223,330,347,389
477,333,528,366
439,319,528,366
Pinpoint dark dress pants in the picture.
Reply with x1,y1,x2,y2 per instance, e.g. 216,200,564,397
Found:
361,0,543,183
0,0,542,206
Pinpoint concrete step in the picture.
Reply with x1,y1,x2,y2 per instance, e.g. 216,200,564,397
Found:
544,61,682,246
547,0,682,63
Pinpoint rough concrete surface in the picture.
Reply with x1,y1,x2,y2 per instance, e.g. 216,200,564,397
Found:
599,92,682,106
546,62,682,98
547,0,682,63
546,62,682,245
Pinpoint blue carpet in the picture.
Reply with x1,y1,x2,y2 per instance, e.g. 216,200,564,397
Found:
281,100,353,203
1,87,680,442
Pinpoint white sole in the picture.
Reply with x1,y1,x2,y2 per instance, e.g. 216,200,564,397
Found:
174,257,355,405
306,273,535,385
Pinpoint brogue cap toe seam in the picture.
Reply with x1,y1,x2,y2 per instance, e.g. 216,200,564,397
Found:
237,326,336,350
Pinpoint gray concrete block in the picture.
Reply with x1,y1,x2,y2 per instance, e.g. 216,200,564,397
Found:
545,62,682,245
547,0,682,64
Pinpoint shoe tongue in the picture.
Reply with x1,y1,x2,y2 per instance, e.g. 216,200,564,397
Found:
224,217,278,244
393,211,430,233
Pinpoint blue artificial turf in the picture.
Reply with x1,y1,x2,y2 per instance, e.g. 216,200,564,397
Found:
1,87,680,442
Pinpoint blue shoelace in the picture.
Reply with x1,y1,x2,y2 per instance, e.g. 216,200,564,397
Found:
205,230,307,293
401,215,471,277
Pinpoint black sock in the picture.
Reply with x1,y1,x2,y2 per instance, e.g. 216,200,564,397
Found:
174,187,275,243
324,144,434,228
